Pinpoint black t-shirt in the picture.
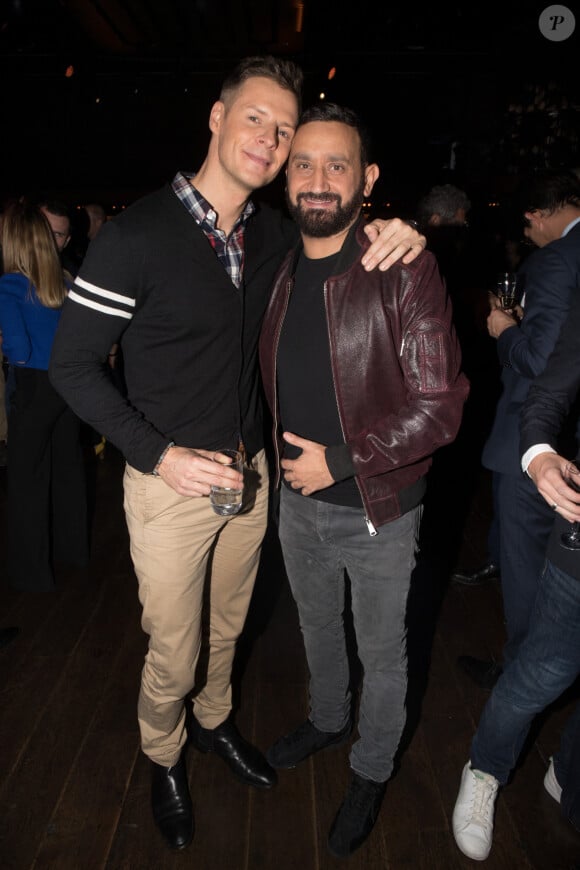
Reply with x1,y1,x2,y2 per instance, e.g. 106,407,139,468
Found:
276,251,361,507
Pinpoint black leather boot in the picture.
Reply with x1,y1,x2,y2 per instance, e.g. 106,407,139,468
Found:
190,716,277,789
151,755,194,850
328,773,386,858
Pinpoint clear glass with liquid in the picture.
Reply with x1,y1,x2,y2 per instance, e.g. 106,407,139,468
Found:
209,449,243,516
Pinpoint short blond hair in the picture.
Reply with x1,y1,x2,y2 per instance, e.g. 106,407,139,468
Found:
219,55,303,114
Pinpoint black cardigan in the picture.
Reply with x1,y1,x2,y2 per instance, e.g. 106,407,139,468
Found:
50,182,297,471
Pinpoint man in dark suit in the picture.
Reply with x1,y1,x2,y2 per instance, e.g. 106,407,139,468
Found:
459,169,580,689
452,288,580,863
520,289,580,842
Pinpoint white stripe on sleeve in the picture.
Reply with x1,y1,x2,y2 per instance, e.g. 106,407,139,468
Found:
74,276,136,307
68,290,134,319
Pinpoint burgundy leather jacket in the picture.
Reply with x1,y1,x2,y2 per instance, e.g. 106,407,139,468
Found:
259,219,469,530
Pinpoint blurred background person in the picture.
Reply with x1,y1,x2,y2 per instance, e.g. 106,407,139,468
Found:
0,330,7,467
416,182,502,580
416,182,471,231
63,204,91,276
458,168,580,689
0,332,8,468
84,202,107,242
0,199,89,591
36,197,82,278
1,203,11,461
38,199,71,257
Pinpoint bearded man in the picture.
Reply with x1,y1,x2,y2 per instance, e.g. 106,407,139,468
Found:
259,102,468,858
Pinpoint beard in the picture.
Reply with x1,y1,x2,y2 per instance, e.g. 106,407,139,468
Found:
286,179,365,238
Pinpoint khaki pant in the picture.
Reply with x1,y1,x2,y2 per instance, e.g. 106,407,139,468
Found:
123,449,269,766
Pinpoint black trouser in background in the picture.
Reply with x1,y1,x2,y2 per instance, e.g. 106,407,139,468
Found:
6,367,89,591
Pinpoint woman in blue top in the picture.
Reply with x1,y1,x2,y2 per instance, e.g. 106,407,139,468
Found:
0,200,89,590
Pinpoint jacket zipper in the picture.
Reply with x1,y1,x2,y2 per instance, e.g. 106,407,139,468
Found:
323,281,378,537
365,516,378,536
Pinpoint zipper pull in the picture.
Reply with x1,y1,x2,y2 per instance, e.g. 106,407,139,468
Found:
364,516,378,537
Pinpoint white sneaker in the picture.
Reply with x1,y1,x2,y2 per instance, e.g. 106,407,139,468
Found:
543,757,562,804
453,762,499,861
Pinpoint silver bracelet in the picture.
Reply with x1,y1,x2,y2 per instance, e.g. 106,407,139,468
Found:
152,441,175,476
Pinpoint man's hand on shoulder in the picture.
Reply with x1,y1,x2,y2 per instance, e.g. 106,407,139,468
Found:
157,446,243,497
362,218,426,272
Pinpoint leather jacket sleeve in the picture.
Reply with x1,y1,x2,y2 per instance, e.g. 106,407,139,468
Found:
346,253,469,478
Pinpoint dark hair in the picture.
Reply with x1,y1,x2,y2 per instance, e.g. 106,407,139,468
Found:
220,55,303,114
416,184,471,228
36,197,71,220
517,168,580,214
298,102,373,166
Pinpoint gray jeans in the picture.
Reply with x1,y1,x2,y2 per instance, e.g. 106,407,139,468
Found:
279,486,421,782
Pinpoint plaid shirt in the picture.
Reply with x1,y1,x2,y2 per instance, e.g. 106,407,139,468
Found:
171,171,255,289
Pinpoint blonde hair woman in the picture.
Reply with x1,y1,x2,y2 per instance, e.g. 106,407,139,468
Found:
0,200,88,590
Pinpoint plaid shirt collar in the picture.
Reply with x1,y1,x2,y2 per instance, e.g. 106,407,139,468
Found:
171,171,255,288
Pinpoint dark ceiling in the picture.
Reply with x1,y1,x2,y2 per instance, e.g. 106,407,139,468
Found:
1,1,562,74
1,1,578,207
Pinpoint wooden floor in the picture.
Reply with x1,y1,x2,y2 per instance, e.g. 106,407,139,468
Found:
0,448,579,870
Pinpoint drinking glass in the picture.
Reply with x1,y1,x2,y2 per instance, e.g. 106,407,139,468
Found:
496,271,517,310
209,448,243,516
560,460,580,550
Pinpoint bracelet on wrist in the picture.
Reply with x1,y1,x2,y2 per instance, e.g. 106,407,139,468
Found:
152,441,175,476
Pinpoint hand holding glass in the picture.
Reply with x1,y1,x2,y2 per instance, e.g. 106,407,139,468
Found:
209,449,244,516
497,272,517,311
560,460,580,550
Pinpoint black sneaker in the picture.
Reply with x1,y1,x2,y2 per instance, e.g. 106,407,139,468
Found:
267,719,351,769
328,773,386,858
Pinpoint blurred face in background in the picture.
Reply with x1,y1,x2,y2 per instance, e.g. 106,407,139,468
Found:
40,207,71,252
85,203,107,240
523,209,562,248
